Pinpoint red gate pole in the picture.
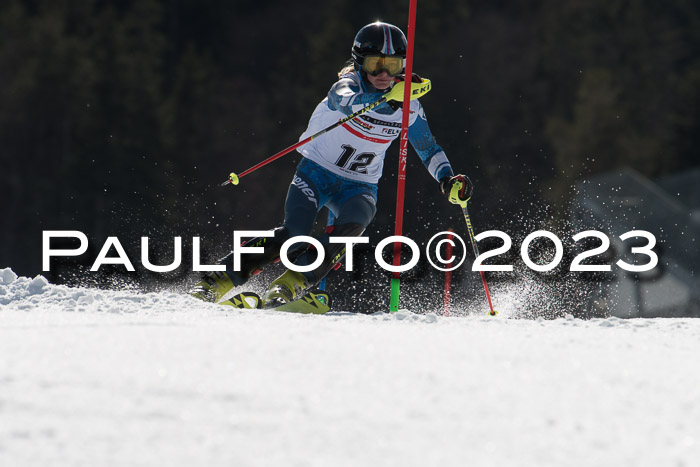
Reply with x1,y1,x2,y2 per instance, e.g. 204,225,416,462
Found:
389,0,419,312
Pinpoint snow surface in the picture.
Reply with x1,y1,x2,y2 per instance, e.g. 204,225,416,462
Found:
1,267,699,467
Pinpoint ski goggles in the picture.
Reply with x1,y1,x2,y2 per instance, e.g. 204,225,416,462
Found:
363,55,405,77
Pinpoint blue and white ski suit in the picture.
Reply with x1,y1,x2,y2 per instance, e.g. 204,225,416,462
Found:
278,70,455,283
226,70,456,286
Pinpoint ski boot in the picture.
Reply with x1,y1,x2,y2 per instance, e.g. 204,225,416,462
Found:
189,271,235,303
261,269,312,308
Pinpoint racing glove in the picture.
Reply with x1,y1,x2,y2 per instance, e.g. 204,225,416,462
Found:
440,175,474,207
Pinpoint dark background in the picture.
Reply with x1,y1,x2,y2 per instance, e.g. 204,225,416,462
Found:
1,0,698,312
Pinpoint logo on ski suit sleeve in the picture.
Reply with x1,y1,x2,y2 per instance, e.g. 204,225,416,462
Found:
293,176,318,208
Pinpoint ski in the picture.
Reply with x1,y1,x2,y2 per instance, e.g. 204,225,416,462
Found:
274,289,331,314
220,292,262,309
220,288,331,314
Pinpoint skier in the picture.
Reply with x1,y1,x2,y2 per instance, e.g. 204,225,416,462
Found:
190,21,473,308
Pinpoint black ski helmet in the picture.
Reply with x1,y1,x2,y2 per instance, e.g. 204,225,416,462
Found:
351,22,407,71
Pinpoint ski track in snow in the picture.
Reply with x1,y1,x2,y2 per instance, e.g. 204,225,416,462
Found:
1,268,699,467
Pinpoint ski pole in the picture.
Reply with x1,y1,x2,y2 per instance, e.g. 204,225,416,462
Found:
443,228,455,317
221,96,388,186
462,203,498,316
318,210,335,292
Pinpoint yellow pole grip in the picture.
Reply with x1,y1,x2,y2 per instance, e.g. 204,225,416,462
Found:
408,78,431,99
